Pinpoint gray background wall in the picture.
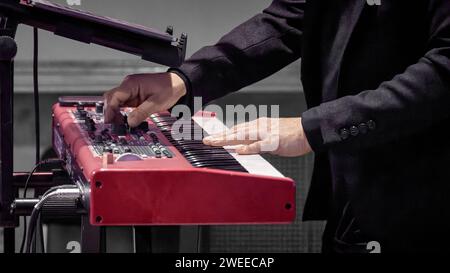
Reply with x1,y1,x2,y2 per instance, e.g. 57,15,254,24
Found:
2,0,323,253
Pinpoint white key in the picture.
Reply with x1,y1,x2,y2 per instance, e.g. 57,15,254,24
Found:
192,115,285,178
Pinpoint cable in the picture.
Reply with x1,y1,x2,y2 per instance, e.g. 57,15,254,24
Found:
30,214,44,253
39,215,45,253
25,204,41,253
31,218,37,253
29,185,79,254
19,159,64,253
22,159,65,199
19,26,41,253
19,163,39,253
33,27,40,164
19,217,27,253
196,226,202,253
25,186,81,253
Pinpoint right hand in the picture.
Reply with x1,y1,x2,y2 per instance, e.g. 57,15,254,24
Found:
103,72,187,127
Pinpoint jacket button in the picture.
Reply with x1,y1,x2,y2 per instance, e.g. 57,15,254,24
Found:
358,123,368,134
367,120,376,130
350,126,359,136
339,128,350,140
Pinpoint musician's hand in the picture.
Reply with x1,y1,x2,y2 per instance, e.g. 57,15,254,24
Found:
203,117,312,157
103,72,186,127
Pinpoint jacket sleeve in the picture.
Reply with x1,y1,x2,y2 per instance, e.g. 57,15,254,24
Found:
170,0,305,105
301,0,450,152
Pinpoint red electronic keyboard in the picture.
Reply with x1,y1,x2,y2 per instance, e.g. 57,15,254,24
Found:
52,97,296,226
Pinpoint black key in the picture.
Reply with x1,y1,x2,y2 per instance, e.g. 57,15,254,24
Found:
190,161,242,167
211,166,247,172
138,121,149,132
153,116,247,173
162,150,173,158
187,156,236,162
183,150,231,156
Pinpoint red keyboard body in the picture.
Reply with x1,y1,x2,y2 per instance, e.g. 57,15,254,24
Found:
52,100,296,226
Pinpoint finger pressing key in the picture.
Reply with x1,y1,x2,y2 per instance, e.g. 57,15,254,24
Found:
104,88,131,124
128,100,159,128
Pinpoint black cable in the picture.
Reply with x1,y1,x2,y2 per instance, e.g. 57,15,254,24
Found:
23,165,40,199
31,223,37,253
25,207,40,253
19,163,39,253
25,186,80,253
39,215,45,253
19,159,64,253
196,226,202,253
31,214,44,253
19,27,40,254
19,217,27,253
20,25,41,255
33,25,45,254
33,27,40,164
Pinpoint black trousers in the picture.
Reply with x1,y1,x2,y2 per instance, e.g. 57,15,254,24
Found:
321,202,371,254
321,205,450,253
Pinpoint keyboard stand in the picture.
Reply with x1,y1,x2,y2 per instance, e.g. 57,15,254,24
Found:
81,214,106,253
0,15,18,253
134,226,204,253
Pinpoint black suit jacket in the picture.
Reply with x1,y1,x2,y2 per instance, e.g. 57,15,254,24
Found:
172,0,450,252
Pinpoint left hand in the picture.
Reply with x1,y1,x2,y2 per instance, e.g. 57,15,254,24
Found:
203,117,312,157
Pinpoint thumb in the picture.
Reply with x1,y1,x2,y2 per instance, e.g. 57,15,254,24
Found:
128,100,159,127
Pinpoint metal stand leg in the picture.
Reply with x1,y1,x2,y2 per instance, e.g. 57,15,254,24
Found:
134,226,152,253
179,226,203,253
0,19,18,253
133,226,208,253
81,215,105,253
3,228,15,253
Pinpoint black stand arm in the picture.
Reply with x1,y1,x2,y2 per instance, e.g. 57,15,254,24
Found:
0,15,17,253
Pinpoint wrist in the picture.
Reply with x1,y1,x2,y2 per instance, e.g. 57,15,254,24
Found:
170,72,187,98
299,118,313,153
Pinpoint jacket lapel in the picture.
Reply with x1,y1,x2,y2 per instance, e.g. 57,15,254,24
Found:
339,0,366,61
301,0,325,107
302,0,366,106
